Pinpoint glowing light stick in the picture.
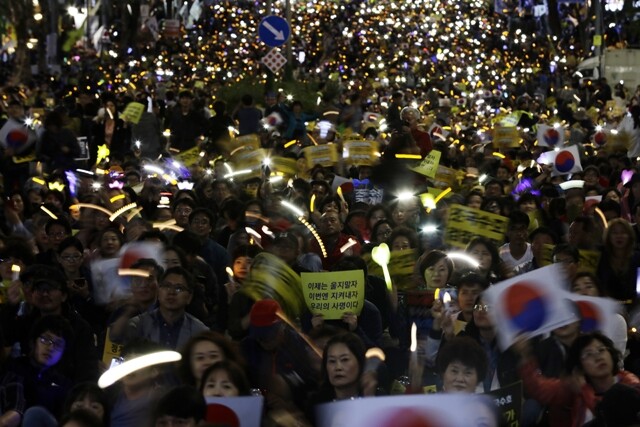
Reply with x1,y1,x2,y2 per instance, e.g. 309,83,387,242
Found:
71,203,113,217
395,154,422,159
594,208,608,229
11,265,20,281
372,243,392,290
40,206,58,220
443,291,452,312
117,269,151,278
433,187,452,204
98,351,181,389
336,186,346,204
309,194,316,213
365,347,386,373
446,252,480,268
109,203,138,222
340,238,357,253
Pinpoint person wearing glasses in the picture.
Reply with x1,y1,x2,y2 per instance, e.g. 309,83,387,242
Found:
0,315,74,427
515,332,640,427
1,264,99,383
112,266,208,350
35,217,72,266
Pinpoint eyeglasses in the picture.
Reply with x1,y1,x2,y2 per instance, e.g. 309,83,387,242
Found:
60,254,82,262
48,232,67,238
158,283,190,294
38,335,65,351
580,347,608,361
473,304,490,312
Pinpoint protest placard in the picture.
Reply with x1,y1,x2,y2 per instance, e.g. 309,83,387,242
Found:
486,382,523,427
304,144,339,168
121,102,146,124
270,156,298,176
493,126,520,148
301,270,365,319
444,204,509,249
363,248,417,291
411,150,442,178
175,146,202,167
344,140,379,166
241,252,305,318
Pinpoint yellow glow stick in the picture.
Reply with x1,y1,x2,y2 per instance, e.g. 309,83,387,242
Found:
372,243,392,290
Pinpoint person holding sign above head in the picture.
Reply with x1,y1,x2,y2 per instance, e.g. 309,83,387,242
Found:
515,332,640,427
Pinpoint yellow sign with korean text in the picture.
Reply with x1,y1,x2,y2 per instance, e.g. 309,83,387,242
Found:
344,140,379,166
432,165,462,189
231,148,267,178
364,248,418,291
301,270,365,319
411,150,442,178
102,327,123,366
304,144,339,168
444,204,509,249
493,126,520,148
121,102,146,124
270,156,298,176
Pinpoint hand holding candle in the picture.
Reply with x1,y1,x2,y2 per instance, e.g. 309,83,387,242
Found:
372,243,392,291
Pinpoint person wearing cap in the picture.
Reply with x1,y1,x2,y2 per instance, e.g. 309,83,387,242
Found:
167,90,207,152
1,264,99,382
240,299,319,412
310,211,361,270
114,266,208,350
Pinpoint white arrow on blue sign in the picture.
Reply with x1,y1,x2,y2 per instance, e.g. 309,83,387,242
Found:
258,15,290,47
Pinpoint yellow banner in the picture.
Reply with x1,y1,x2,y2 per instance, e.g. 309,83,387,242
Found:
231,148,267,178
304,144,339,168
344,140,379,166
121,102,146,124
444,204,509,249
217,133,260,156
175,146,202,167
301,270,365,319
241,252,305,318
363,248,418,291
270,156,298,176
431,165,462,189
493,126,520,148
411,150,442,178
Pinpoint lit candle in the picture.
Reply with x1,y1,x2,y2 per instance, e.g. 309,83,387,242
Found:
410,322,418,369
372,243,392,291
11,265,20,281
443,291,452,313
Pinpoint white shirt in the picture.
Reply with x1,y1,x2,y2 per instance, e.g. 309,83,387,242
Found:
499,242,533,272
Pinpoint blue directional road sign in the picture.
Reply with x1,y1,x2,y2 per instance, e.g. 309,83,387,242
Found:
258,15,290,47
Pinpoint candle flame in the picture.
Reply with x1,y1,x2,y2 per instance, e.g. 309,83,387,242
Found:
11,265,21,273
443,291,452,305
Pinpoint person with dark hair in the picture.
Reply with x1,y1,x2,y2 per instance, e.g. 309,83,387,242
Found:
109,339,167,427
35,217,72,266
110,266,208,350
222,244,261,336
62,382,110,426
233,94,263,136
172,230,218,325
1,264,99,382
179,331,243,389
435,336,488,393
306,332,376,422
567,215,599,250
151,385,206,427
516,332,640,427
388,226,418,252
200,360,251,397
370,219,394,245
58,409,103,427
188,207,230,292
167,90,207,152
499,211,532,275
310,210,361,270
171,198,196,229
552,243,580,282
417,250,454,291
597,218,640,304
465,237,505,282
0,315,75,426
37,110,80,173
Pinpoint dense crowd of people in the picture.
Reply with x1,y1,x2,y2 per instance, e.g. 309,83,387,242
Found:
1,0,640,426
